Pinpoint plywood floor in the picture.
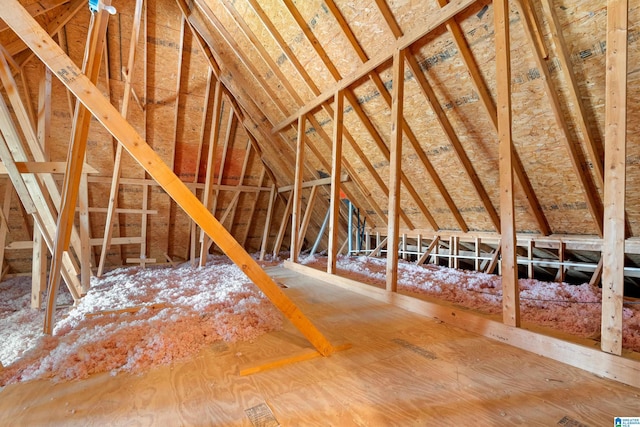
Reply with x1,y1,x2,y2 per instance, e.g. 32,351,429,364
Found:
1,266,638,426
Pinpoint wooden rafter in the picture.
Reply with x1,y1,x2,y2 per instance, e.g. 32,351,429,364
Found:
342,90,437,230
515,0,604,237
5,0,84,58
273,0,479,132
538,0,604,187
434,0,548,235
175,0,289,187
1,0,336,356
327,0,467,232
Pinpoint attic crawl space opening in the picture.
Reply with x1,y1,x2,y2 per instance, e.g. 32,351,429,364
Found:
0,0,638,384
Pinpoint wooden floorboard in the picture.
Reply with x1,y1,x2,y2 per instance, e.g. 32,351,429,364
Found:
0,266,638,426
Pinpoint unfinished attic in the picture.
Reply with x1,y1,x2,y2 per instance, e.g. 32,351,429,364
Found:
0,0,639,424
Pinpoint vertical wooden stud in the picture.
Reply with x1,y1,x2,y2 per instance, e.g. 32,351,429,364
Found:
290,115,306,263
386,48,405,293
601,0,628,356
495,0,520,327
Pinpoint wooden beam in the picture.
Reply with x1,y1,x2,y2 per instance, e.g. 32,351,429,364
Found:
495,0,519,328
328,90,344,274
273,193,293,258
259,184,276,261
416,236,440,266
386,49,405,293
239,168,266,248
0,183,11,289
0,0,70,33
0,161,98,174
2,1,336,356
432,0,550,235
290,116,306,263
601,0,627,356
277,175,349,193
198,80,223,266
297,185,319,255
0,97,81,300
44,4,110,333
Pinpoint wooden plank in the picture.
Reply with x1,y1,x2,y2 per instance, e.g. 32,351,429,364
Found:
328,90,344,274
416,236,439,266
259,184,276,261
273,193,293,258
291,116,306,264
297,185,319,254
198,81,223,267
239,168,266,248
386,49,405,293
0,162,99,174
0,183,12,285
589,257,604,287
195,0,289,118
495,0,519,327
369,236,387,258
326,3,465,232
97,0,144,277
272,0,479,132
601,0,628,356
0,97,81,300
2,1,336,356
277,175,349,193
44,5,110,333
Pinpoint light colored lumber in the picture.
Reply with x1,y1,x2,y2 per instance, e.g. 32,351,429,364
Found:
272,192,293,258
0,162,99,174
290,116,306,263
84,303,169,318
601,0,628,356
277,175,349,193
2,1,336,356
495,0,519,327
416,236,439,266
297,185,319,255
44,5,110,333
259,184,276,261
386,49,405,293
328,90,344,274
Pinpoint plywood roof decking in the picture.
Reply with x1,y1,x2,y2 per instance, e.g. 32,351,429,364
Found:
0,1,637,275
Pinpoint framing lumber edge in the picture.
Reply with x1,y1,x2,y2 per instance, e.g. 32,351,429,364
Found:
2,0,336,357
283,261,640,389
